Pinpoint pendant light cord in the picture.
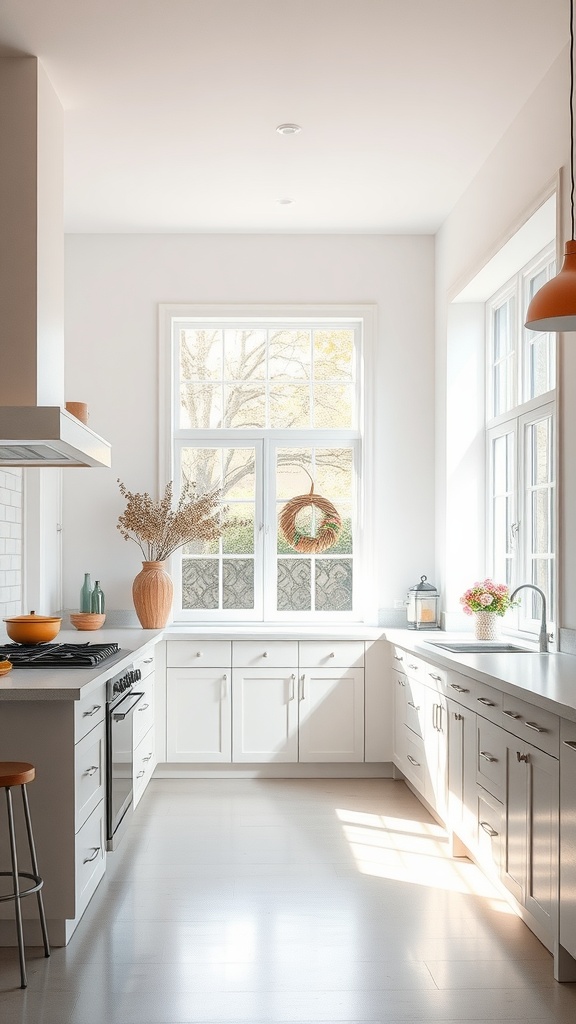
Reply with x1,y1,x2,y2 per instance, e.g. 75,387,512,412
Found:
571,0,575,239
565,0,569,239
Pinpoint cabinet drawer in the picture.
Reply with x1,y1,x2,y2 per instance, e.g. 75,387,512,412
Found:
404,730,426,792
74,684,106,743
133,675,154,748
422,661,447,692
500,694,559,756
405,677,425,739
167,640,231,668
391,646,409,671
232,640,298,668
75,720,106,831
447,672,502,724
133,649,155,681
76,799,106,916
476,785,503,879
299,640,364,668
476,718,505,801
134,728,156,807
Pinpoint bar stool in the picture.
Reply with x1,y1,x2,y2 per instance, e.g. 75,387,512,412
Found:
0,762,50,988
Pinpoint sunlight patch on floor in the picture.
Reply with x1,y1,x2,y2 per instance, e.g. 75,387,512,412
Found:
336,806,513,906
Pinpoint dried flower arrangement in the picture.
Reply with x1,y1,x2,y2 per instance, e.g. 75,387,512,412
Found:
117,478,227,562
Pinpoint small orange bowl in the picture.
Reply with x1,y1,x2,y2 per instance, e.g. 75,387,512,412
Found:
4,613,62,644
69,613,106,631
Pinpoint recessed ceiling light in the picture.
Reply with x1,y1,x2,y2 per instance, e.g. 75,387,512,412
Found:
277,198,295,205
276,123,301,135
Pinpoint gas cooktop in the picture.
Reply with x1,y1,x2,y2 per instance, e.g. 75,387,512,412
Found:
0,642,121,668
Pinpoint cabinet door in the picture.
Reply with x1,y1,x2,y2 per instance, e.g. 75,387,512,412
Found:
393,670,408,768
503,735,558,947
560,719,576,959
424,687,448,818
298,667,364,762
167,668,232,762
232,668,298,763
447,699,476,843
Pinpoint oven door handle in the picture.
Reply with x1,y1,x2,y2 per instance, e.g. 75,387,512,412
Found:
112,691,144,721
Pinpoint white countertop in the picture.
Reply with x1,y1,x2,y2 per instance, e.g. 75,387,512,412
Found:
385,628,576,723
0,628,163,701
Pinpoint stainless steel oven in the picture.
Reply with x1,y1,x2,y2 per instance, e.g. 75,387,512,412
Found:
106,664,143,851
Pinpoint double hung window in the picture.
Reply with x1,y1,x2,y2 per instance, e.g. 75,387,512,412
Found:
486,245,556,633
163,307,372,622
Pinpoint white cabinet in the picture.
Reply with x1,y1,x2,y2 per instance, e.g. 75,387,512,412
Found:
167,667,232,762
132,649,156,807
560,718,576,964
391,647,447,819
298,666,364,762
446,697,477,847
232,666,299,762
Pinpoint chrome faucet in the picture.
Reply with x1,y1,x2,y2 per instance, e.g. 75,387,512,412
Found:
509,584,549,652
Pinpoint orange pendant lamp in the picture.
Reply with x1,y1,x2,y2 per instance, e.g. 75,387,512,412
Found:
525,0,576,332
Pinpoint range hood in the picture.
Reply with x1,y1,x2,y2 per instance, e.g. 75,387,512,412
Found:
0,57,112,469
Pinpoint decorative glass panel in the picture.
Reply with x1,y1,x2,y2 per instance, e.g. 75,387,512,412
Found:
182,558,219,609
223,559,254,609
315,559,353,611
277,559,311,611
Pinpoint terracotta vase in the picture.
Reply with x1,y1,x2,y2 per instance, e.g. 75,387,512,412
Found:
473,610,500,641
132,560,173,628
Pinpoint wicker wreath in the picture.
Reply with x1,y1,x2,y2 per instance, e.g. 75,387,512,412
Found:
279,485,342,554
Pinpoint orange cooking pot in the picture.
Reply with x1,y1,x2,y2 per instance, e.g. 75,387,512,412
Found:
3,611,62,644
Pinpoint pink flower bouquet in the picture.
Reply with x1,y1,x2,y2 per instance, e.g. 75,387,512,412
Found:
460,579,518,617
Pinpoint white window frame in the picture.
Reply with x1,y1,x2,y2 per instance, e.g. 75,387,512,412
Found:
159,303,377,624
486,245,557,641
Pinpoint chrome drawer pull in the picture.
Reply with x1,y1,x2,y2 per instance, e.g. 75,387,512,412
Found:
406,754,421,767
397,678,406,686
429,673,442,682
83,704,102,717
477,697,496,707
479,821,498,838
525,721,546,733
143,753,153,762
138,703,150,712
85,765,99,777
407,701,420,711
453,712,463,721
503,709,521,719
137,770,145,778
479,751,497,763
144,658,153,664
450,683,469,693
563,740,576,751
394,654,404,662
407,662,419,670
329,652,335,658
516,751,530,763
83,847,100,864
196,651,203,657
262,651,268,658
290,674,295,701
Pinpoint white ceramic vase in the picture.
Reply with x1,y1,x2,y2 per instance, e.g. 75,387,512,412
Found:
473,610,500,641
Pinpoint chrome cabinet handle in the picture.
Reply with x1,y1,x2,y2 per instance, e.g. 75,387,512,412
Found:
453,712,463,721
407,662,419,670
138,703,150,712
300,674,306,699
479,751,497,763
83,704,102,717
450,683,469,693
429,673,442,682
477,697,496,707
329,652,335,658
262,651,268,658
479,821,498,837
407,754,421,767
525,721,546,733
503,709,521,719
563,740,576,751
407,701,420,711
142,753,153,762
196,651,203,657
516,751,530,763
137,770,145,778
83,847,100,864
85,765,99,777
397,678,406,687
394,654,404,662
290,674,295,701
221,673,228,699
144,657,153,663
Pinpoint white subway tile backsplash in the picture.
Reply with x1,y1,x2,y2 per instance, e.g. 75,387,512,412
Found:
0,468,22,619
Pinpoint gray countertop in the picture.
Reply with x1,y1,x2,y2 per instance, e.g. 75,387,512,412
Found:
384,628,576,723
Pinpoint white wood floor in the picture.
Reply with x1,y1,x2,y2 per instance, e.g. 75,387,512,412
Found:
1,777,576,1022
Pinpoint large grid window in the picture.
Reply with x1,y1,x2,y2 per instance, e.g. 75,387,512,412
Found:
167,314,366,622
487,245,556,633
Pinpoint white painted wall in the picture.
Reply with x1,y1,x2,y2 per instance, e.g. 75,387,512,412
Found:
435,49,576,631
63,233,435,623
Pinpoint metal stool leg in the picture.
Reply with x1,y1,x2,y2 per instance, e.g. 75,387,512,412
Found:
5,786,27,988
21,784,50,959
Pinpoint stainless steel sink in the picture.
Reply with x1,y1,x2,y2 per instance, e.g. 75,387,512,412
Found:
427,641,534,654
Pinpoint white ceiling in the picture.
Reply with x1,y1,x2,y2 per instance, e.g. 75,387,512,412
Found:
0,0,568,234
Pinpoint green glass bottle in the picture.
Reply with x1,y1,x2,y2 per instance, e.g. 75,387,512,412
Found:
91,581,105,614
80,573,93,613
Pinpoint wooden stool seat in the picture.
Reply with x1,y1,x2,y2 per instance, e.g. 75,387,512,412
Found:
0,760,50,988
0,762,36,788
